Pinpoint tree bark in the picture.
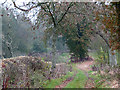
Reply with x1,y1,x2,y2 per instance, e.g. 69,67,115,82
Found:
95,32,117,66
108,48,117,66
50,27,57,77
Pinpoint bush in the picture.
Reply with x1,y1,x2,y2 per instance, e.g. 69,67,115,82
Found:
2,56,51,88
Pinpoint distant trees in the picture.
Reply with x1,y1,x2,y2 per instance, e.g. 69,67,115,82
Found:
11,2,74,73
32,40,47,53
2,8,33,58
2,9,16,58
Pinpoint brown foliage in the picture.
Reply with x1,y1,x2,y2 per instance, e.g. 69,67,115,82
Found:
2,56,50,88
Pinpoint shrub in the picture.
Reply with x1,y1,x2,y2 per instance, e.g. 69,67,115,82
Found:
2,56,51,88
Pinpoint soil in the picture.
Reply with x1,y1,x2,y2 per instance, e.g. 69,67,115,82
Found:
76,61,94,72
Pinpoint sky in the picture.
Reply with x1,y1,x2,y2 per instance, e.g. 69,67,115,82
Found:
0,0,113,8
1,0,30,5
0,0,115,4
0,0,39,23
0,0,31,9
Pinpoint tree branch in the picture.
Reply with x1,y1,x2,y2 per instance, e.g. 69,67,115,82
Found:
40,5,48,12
1,0,7,5
96,32,110,47
46,4,56,27
57,2,74,24
12,1,47,12
13,2,37,12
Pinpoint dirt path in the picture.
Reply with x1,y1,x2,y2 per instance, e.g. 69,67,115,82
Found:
55,76,74,88
55,72,77,89
55,60,95,88
76,61,95,88
76,60,94,72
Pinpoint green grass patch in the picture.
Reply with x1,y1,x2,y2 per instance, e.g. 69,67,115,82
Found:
65,70,87,88
45,71,74,88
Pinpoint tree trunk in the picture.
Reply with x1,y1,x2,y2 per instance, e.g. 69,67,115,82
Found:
118,50,120,65
0,8,2,89
115,2,120,88
118,50,120,88
51,27,57,77
109,48,117,66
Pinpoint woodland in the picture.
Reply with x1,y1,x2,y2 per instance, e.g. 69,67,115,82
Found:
0,0,120,89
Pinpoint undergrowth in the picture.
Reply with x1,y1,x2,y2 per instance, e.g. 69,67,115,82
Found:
88,71,110,88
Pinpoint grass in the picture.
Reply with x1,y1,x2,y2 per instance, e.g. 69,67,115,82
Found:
44,51,110,88
65,70,87,88
31,53,110,88
44,62,79,88
88,52,111,88
44,52,110,88
45,63,87,88
45,72,74,88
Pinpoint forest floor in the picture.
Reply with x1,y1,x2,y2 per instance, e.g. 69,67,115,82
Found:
55,60,95,88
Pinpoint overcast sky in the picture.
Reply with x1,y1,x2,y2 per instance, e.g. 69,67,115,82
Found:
0,0,32,9
0,0,112,8
1,0,30,5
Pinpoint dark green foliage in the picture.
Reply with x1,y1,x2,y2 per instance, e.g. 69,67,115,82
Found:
77,23,83,38
67,40,88,59
63,19,89,60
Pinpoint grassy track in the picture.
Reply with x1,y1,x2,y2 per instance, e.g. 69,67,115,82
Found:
45,52,110,88
65,70,87,88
